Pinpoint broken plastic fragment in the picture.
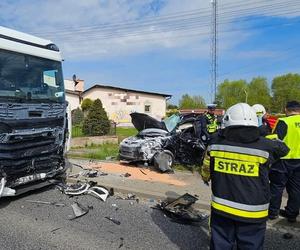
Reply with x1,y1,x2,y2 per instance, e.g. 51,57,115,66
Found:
105,216,121,225
25,200,65,207
87,186,109,201
156,193,208,223
70,202,89,220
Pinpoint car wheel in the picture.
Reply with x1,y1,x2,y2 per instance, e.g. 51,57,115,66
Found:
153,150,174,173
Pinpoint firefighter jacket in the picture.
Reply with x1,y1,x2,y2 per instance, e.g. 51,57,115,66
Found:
201,127,289,223
273,114,300,159
205,113,218,134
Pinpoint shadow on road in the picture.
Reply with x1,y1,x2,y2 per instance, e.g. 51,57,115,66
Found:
0,184,56,209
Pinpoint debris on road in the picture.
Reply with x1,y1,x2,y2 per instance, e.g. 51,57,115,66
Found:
105,216,121,225
119,237,124,248
283,233,293,240
50,227,62,234
61,182,110,202
70,202,89,220
25,200,66,207
155,193,208,223
139,169,147,175
120,173,131,178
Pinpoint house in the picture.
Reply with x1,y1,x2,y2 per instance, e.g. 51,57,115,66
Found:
82,84,171,126
64,79,84,111
64,79,172,126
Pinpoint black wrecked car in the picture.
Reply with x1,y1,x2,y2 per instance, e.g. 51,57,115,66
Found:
119,112,207,172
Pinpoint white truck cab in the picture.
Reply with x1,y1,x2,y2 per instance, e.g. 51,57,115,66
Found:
0,26,68,196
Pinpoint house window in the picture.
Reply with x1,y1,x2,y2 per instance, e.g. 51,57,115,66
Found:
144,104,151,113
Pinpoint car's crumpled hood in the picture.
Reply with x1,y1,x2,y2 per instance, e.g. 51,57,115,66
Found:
130,113,167,131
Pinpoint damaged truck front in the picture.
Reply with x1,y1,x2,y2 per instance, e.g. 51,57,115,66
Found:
0,26,68,197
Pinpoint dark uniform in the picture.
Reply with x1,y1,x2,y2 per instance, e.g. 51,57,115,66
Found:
269,111,300,221
201,126,289,249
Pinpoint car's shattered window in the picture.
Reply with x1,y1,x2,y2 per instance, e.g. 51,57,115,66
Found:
163,114,181,132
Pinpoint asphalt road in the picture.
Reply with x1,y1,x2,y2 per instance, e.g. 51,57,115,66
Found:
0,186,299,250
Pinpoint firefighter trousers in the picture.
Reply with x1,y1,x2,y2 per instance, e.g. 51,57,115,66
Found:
210,212,266,250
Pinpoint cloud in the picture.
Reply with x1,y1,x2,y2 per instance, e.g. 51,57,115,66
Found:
0,0,299,60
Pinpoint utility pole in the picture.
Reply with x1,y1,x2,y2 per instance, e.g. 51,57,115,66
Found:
211,0,218,103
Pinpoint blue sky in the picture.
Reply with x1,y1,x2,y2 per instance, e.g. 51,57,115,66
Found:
1,0,300,104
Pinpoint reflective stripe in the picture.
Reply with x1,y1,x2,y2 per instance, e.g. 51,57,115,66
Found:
266,134,278,140
211,201,268,219
209,145,269,159
212,195,269,211
210,151,267,164
214,157,259,177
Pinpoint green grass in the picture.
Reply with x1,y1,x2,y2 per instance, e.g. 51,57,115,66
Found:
72,125,84,138
172,164,201,173
68,143,119,160
116,127,137,137
71,125,137,139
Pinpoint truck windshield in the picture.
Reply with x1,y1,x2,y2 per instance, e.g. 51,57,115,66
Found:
0,49,64,103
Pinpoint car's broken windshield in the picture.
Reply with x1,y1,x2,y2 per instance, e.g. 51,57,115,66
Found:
0,49,65,103
163,114,181,132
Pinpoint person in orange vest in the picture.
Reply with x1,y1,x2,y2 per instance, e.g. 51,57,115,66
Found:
269,101,300,222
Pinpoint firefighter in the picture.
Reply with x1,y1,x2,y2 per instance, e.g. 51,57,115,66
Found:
269,101,300,222
205,104,218,134
201,103,289,250
252,104,272,136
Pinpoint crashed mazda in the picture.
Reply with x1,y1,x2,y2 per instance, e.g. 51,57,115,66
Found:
119,112,207,172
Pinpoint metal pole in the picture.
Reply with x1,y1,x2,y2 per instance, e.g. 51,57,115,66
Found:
211,0,218,103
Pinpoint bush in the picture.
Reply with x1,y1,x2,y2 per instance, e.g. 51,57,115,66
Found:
71,108,84,126
82,99,110,136
81,98,94,112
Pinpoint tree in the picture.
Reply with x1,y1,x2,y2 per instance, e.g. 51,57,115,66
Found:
247,77,271,109
81,98,94,112
272,73,300,113
216,79,248,109
71,108,84,126
178,94,206,109
167,103,178,109
82,99,110,136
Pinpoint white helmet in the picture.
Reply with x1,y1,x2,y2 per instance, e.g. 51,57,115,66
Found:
222,103,258,128
252,104,266,117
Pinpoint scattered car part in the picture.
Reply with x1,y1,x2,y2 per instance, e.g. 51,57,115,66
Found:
70,202,89,220
156,193,208,223
283,233,293,240
119,237,124,248
62,182,109,201
139,169,147,175
86,186,109,202
25,200,66,207
153,150,174,173
50,227,62,234
105,216,121,225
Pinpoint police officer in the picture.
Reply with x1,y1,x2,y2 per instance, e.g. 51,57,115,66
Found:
201,103,289,250
205,104,218,134
269,101,300,222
